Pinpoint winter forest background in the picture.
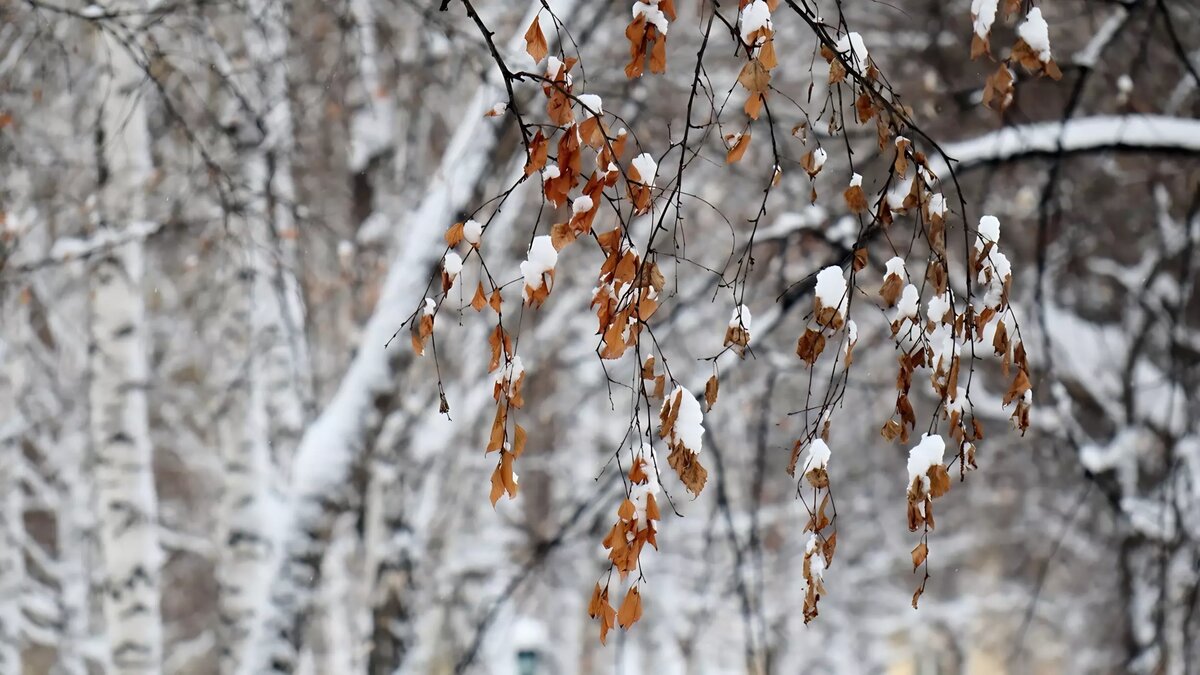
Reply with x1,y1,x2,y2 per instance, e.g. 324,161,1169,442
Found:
1,0,1198,673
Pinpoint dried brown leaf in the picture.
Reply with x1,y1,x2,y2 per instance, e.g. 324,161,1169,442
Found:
704,374,719,411
911,541,928,571
524,16,548,64
725,132,751,164
617,586,643,629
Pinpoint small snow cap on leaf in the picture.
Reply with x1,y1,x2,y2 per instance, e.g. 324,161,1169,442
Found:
463,219,483,246
725,304,753,353
441,252,463,291
1017,8,1052,62
906,433,945,488
927,293,951,324
976,215,1000,250
804,438,831,473
929,193,947,217
739,0,773,45
725,132,751,164
577,93,603,116
834,31,869,72
895,284,920,322
632,1,669,34
572,195,594,215
814,265,847,326
520,235,559,305
412,298,436,355
631,153,658,187
844,173,868,213
661,386,708,494
664,386,704,455
971,0,998,39
802,147,828,177
460,218,480,243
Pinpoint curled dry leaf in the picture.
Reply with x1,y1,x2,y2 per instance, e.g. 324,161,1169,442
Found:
487,325,511,373
667,443,708,495
725,132,751,164
1002,367,1031,406
854,91,874,124
445,221,464,247
912,583,925,609
704,374,718,411
625,11,671,79
550,222,576,251
881,418,903,442
758,37,778,69
488,449,519,506
911,541,928,571
983,64,1015,113
617,586,643,629
853,247,869,272
1011,39,1062,81
927,464,951,498
800,149,825,177
738,59,771,93
744,92,766,120
587,583,617,644
844,184,868,214
823,532,838,565
470,282,488,311
513,424,527,457
894,137,911,176
796,327,826,366
524,16,548,64
411,313,434,356
525,130,549,177
970,33,990,60
880,273,904,307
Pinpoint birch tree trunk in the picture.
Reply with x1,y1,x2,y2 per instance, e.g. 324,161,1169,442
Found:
347,0,395,230
217,0,312,671
344,2,414,670
0,336,22,675
88,8,164,673
89,234,163,673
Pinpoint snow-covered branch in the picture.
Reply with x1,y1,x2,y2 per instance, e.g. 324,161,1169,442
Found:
932,115,1200,176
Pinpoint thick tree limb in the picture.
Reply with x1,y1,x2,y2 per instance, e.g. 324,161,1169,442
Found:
931,115,1200,176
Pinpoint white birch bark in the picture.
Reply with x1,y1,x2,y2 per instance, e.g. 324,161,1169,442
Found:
0,336,23,675
348,0,395,180
89,247,163,675
2,206,98,674
89,8,164,673
55,438,99,675
216,0,312,671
